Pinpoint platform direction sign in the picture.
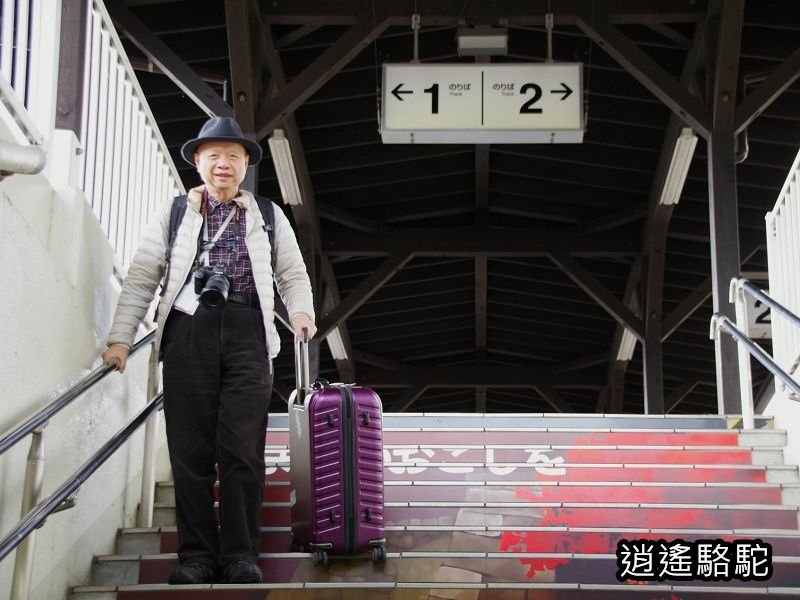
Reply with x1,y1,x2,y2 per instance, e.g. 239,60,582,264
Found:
381,63,584,143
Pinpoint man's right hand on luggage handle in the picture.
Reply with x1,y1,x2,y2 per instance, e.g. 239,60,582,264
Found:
292,313,316,341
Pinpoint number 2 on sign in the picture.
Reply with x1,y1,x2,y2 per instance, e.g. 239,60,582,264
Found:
520,83,543,114
754,300,771,324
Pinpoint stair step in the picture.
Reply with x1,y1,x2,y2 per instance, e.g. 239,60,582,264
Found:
260,463,800,484
413,446,785,465
263,428,787,447
264,444,783,465
268,412,776,430
389,481,800,505
150,500,800,530
89,551,800,587
69,583,800,600
303,503,800,530
78,413,799,598
154,480,800,506
117,525,800,556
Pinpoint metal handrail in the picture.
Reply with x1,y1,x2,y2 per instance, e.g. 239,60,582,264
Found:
711,314,800,402
710,277,800,430
0,392,164,562
0,330,155,456
731,277,800,331
2,329,160,599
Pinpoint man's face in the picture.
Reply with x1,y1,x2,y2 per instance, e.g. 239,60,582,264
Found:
194,141,249,197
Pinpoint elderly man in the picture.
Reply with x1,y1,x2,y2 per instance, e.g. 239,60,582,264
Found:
103,117,316,584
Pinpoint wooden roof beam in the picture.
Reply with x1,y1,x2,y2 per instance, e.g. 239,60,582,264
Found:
317,253,414,340
734,44,800,134
548,252,645,340
260,1,707,26
358,364,581,388
323,228,640,257
255,17,393,140
107,0,232,117
575,9,710,138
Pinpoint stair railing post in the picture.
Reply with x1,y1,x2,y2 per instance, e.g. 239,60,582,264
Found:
138,342,160,528
10,428,46,600
730,278,755,429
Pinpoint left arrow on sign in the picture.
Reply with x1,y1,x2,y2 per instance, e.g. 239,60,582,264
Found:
392,83,413,101
550,83,573,101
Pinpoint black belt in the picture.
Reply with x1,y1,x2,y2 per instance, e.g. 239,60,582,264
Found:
228,293,260,308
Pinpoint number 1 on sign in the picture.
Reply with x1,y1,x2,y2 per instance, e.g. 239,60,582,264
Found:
424,83,439,114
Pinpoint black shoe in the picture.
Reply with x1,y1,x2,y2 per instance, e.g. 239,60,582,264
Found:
223,560,263,583
168,562,217,585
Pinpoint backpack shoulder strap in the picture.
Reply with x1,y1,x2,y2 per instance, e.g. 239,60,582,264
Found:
166,195,188,260
160,194,188,297
254,195,277,271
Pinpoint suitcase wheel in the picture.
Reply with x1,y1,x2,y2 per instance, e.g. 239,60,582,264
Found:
372,546,387,563
313,550,329,567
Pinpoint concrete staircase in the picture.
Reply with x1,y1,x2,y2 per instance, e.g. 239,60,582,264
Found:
70,413,800,599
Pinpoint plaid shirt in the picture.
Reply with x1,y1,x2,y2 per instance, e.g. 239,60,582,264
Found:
203,192,257,295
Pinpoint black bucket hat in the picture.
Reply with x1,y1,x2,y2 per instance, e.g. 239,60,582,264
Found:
180,116,263,166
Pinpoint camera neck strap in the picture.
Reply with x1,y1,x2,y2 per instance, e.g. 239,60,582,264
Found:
199,205,237,267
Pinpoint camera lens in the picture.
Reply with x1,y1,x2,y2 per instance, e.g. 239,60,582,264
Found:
200,273,231,310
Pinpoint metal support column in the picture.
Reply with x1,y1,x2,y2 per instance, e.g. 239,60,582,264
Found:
707,0,745,415
708,131,743,415
607,364,626,413
56,0,90,133
10,430,45,600
226,0,260,193
642,235,666,414
138,344,160,528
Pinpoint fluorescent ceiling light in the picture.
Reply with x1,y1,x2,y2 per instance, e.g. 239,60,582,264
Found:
457,27,508,56
268,129,302,205
659,128,698,206
326,326,348,360
616,294,640,362
616,328,637,362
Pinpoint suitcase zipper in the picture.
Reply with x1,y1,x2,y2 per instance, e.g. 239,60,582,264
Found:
342,386,356,554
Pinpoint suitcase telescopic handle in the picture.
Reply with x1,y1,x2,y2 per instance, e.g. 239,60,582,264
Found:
293,327,310,405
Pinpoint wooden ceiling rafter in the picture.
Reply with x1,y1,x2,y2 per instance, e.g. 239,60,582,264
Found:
113,0,797,415
108,0,232,117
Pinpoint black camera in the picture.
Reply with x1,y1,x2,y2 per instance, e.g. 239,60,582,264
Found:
193,264,234,310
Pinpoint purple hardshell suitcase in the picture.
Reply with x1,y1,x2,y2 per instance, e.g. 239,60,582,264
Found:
288,335,386,566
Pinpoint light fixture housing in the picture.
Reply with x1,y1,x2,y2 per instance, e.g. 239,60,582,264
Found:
456,27,508,56
616,294,640,362
326,326,348,360
268,128,302,205
659,127,698,206
616,328,637,362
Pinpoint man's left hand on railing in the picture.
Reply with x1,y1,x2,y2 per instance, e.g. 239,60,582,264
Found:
103,344,131,373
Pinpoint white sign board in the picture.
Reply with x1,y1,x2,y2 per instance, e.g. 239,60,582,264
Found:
381,63,584,144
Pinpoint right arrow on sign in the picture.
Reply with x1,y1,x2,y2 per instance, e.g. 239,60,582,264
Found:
550,82,573,101
392,83,413,101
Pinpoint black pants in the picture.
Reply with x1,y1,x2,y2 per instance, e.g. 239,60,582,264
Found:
161,302,273,568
